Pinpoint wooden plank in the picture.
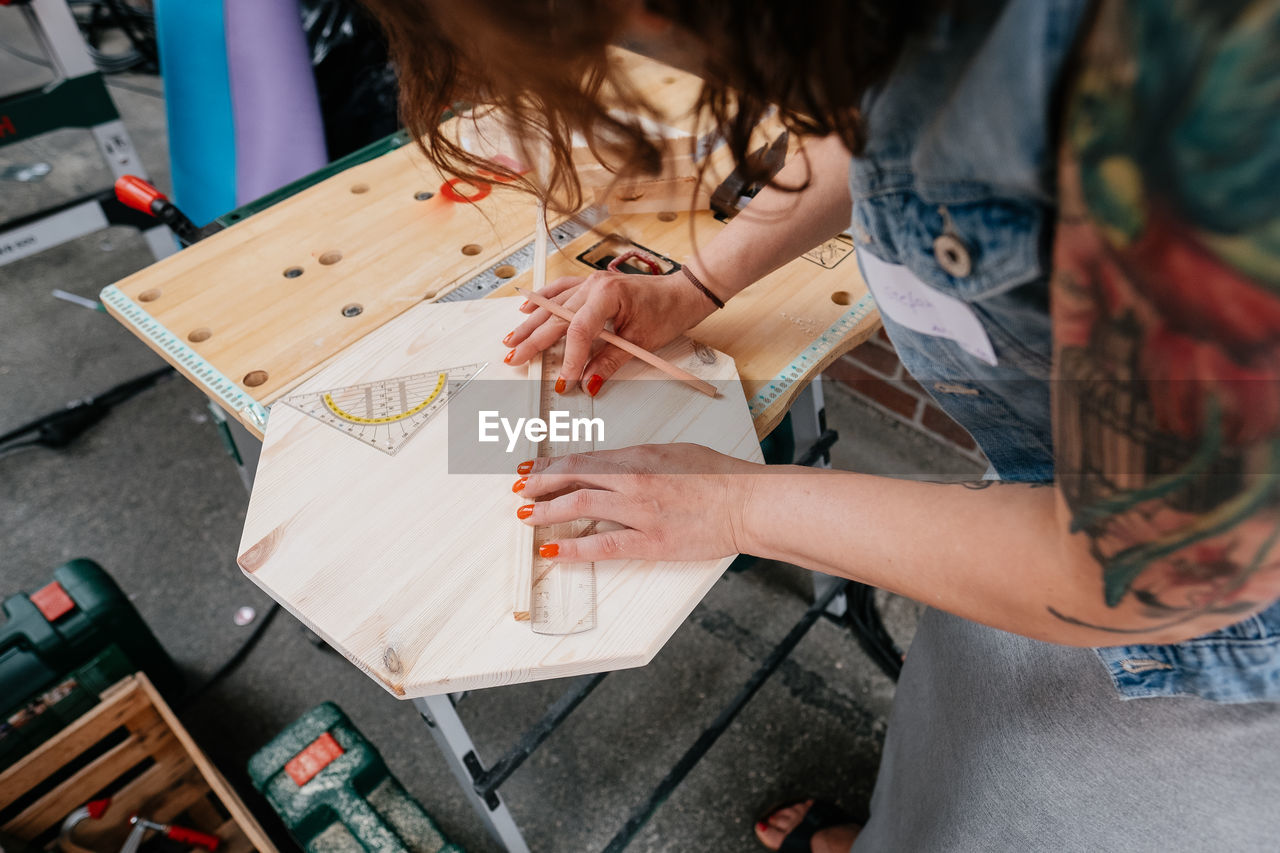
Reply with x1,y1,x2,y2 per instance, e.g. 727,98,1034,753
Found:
183,794,223,829
3,710,176,838
66,741,193,850
214,818,256,853
136,675,279,853
238,298,761,697
145,769,215,827
0,676,151,806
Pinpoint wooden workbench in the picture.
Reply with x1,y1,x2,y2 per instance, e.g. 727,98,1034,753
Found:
102,52,879,444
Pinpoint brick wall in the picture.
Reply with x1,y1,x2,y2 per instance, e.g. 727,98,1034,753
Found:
824,327,988,462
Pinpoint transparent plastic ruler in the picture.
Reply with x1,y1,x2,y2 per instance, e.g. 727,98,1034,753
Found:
529,340,598,635
280,363,485,455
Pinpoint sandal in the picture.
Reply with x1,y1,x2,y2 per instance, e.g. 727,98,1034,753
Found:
754,799,856,852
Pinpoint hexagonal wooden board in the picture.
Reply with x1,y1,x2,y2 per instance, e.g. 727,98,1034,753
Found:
237,297,761,697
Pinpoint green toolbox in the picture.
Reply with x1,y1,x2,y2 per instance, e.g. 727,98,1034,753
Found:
249,702,461,853
0,559,182,771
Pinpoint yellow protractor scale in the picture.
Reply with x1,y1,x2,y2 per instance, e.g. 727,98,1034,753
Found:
280,363,487,456
322,372,446,424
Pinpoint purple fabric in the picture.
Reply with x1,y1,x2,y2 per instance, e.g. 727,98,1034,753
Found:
223,0,328,203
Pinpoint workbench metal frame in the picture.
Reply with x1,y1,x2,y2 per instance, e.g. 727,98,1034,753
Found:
410,381,854,852
0,0,174,266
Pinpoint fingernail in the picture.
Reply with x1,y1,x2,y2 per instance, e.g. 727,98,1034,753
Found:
539,543,559,558
504,349,516,364
512,477,527,493
503,331,515,346
517,460,534,474
554,377,566,394
520,300,531,310
517,504,534,519
756,822,768,833
586,374,604,396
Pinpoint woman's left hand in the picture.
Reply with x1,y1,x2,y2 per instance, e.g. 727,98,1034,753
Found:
513,443,762,562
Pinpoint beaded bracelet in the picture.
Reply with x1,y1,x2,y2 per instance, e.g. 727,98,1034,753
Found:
680,266,725,310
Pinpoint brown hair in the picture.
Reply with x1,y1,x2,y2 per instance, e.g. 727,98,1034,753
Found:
358,0,926,210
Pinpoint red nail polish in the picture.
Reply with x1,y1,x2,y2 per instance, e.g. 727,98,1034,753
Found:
756,822,768,832
554,377,566,394
504,349,516,364
520,300,531,310
512,477,527,493
539,543,559,558
586,374,604,396
517,460,534,474
503,331,515,346
517,504,534,519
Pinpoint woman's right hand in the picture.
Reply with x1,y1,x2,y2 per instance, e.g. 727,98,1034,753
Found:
502,269,718,394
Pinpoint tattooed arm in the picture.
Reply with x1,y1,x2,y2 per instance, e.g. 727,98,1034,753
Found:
1046,0,1280,638
522,1,1279,645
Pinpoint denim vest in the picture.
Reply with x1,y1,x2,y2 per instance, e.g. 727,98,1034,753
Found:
848,0,1280,703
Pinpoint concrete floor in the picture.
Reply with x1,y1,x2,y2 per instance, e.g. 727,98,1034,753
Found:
0,20,984,852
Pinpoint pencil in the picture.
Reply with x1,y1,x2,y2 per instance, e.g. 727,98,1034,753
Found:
514,286,718,398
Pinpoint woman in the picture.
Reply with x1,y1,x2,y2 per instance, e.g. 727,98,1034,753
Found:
361,1,1280,849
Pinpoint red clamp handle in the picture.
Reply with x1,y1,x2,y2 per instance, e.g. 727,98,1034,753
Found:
115,175,167,216
165,826,221,850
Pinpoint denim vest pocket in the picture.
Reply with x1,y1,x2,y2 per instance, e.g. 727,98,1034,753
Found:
1095,601,1280,704
853,191,1054,377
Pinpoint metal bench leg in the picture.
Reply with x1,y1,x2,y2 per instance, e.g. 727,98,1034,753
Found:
413,694,531,853
789,379,848,619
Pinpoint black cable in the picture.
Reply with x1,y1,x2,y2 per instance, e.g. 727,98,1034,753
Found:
844,583,903,682
0,438,43,461
176,602,282,710
0,366,174,453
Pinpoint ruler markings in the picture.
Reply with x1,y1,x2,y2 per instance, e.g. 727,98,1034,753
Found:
529,341,598,635
99,285,270,428
747,293,876,418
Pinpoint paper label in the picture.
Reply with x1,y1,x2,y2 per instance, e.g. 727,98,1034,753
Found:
859,251,997,366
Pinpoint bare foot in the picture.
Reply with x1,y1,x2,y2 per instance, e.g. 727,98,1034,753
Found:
755,799,861,853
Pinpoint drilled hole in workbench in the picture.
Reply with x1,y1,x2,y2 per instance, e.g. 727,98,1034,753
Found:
461,243,482,256
283,266,304,278
137,288,161,302
657,211,677,222
662,76,677,84
318,251,343,265
188,328,211,343
350,183,370,194
831,291,852,305
415,190,435,201
494,264,517,279
342,303,363,317
243,370,269,387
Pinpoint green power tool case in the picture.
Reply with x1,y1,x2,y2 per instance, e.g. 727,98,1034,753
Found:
0,558,181,771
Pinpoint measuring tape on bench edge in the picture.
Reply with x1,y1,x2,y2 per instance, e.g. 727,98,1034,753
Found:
747,292,876,419
100,284,271,430
437,206,607,303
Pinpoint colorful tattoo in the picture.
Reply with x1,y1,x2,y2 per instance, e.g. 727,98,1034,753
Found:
1051,0,1280,633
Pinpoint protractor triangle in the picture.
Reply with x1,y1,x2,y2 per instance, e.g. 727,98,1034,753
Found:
280,362,486,455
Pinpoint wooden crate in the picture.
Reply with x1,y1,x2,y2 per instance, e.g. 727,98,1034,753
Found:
0,673,277,852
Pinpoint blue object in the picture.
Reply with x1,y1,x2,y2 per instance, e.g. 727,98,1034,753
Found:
154,0,237,226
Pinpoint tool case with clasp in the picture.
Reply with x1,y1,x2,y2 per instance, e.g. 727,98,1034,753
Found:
0,558,181,771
